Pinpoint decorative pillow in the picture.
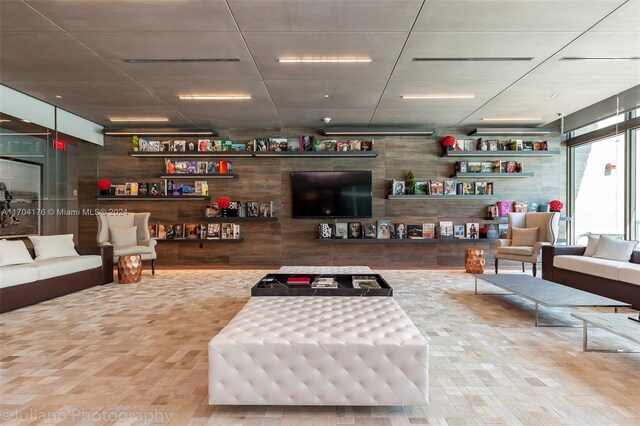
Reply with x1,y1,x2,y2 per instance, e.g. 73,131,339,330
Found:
583,234,599,257
0,239,35,267
511,226,539,247
110,226,137,247
28,234,79,261
593,235,638,262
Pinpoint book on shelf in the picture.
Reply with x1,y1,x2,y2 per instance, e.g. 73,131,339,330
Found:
311,277,338,289
352,276,380,289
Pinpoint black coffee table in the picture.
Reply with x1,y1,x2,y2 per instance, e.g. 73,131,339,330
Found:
251,273,393,297
474,274,631,327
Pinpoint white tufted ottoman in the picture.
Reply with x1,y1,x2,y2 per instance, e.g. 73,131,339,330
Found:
208,296,428,406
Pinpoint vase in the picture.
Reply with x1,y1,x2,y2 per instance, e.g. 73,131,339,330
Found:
99,189,109,196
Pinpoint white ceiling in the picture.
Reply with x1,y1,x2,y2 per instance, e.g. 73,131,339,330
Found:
0,0,638,129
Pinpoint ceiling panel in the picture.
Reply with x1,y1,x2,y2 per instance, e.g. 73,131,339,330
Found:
591,0,640,31
228,0,422,32
370,108,468,127
277,109,375,128
458,79,640,126
0,33,125,82
2,80,165,111
70,32,262,81
62,106,195,127
182,107,283,129
391,31,581,81
265,80,387,109
243,32,407,80
377,80,511,109
413,1,623,32
0,0,62,32
23,0,238,33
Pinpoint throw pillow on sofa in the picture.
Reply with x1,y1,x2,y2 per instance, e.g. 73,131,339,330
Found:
583,234,600,256
511,226,539,246
593,235,638,262
0,239,35,266
28,234,79,261
110,226,137,247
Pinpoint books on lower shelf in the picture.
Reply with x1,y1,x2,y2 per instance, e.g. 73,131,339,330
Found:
352,276,381,289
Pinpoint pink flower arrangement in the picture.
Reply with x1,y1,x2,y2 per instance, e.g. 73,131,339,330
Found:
97,179,111,191
216,196,230,209
549,200,563,211
441,135,456,148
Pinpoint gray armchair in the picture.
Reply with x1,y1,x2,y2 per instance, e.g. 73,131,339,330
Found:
96,212,157,274
493,212,559,277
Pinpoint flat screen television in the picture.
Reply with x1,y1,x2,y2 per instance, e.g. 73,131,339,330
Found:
291,171,372,218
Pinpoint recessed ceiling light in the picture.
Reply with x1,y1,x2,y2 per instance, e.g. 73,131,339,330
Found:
55,95,62,99
278,58,372,63
121,58,240,63
178,95,251,100
109,117,169,122
402,94,475,99
324,94,330,98
412,57,533,62
560,56,639,61
482,117,542,122
550,94,558,98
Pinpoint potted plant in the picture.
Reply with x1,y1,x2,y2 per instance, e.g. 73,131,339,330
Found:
549,199,563,212
132,135,139,151
97,179,111,196
217,196,230,217
405,170,416,195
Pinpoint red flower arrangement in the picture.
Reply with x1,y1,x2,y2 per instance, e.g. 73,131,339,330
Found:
216,196,230,209
441,135,456,148
549,199,563,212
97,179,111,191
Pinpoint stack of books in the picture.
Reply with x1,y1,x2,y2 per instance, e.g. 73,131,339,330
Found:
352,276,381,289
311,277,338,289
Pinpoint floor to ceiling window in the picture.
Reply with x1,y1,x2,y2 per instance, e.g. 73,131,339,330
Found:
569,109,639,244
572,135,626,242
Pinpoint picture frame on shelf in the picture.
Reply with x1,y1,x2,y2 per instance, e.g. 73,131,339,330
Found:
407,225,423,239
207,223,221,239
462,182,474,195
319,223,333,239
422,223,435,239
454,225,465,239
348,222,362,239
376,220,391,239
364,223,377,239
394,223,406,239
392,180,405,195
334,223,348,239
466,223,479,239
475,181,487,195
443,180,456,195
415,181,429,195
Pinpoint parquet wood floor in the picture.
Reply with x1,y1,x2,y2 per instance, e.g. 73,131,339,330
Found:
1,270,639,425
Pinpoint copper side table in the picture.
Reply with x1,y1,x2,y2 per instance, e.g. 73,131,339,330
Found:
465,249,485,274
117,254,142,284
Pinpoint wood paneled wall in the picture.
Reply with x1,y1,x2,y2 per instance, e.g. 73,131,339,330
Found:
78,128,566,268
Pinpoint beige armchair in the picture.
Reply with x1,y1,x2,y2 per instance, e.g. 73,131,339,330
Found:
493,212,559,277
96,212,157,274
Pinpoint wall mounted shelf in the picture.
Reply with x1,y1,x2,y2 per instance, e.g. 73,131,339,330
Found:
97,195,210,201
455,172,535,178
483,216,572,223
388,195,498,200
203,217,278,222
442,150,560,158
128,151,378,158
468,127,554,136
157,238,243,248
315,238,496,244
160,173,238,179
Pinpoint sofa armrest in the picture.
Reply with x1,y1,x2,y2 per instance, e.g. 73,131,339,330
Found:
75,246,113,283
541,245,586,281
494,238,511,248
139,238,157,250
631,250,640,264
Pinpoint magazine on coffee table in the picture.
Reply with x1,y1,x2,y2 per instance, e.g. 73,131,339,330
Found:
311,277,338,289
352,276,380,289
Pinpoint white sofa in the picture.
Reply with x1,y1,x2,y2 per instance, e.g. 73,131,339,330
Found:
209,296,428,406
542,246,640,309
0,245,113,313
